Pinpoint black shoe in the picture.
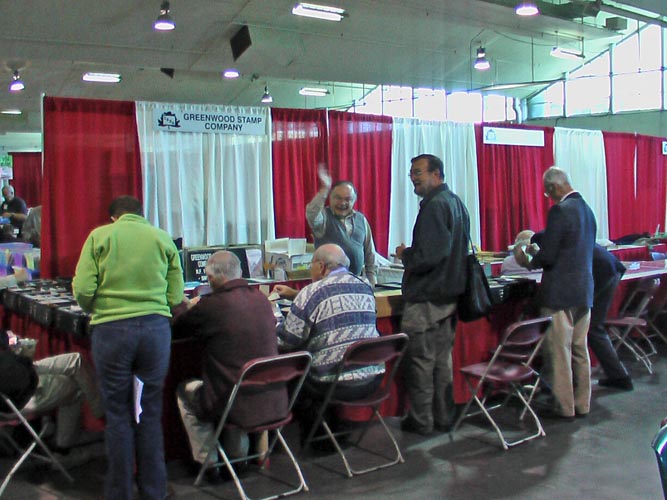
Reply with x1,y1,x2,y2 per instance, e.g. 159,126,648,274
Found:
400,417,433,436
598,377,633,391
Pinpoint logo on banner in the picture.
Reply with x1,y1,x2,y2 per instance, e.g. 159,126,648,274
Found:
157,111,181,129
153,107,265,135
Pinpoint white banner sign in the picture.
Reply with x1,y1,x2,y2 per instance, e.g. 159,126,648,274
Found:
482,126,544,147
153,107,266,135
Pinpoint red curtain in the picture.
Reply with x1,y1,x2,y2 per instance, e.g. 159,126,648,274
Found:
8,152,42,207
326,111,393,256
42,97,143,278
603,131,637,240
270,108,328,239
475,124,554,251
636,135,667,235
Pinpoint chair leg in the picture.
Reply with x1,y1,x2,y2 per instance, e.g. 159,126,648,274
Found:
454,378,545,450
647,318,667,346
0,415,74,497
610,326,654,374
319,411,404,477
195,431,309,500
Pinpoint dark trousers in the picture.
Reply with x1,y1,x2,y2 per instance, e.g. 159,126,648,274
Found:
92,315,171,500
589,273,629,381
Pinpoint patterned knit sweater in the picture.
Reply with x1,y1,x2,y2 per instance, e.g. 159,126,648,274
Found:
277,268,384,383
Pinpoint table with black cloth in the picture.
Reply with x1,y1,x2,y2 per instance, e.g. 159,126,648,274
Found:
2,266,665,460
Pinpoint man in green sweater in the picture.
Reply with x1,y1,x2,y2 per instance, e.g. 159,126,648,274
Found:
73,195,184,500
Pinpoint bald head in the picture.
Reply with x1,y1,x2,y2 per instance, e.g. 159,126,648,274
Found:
314,244,350,270
2,185,14,201
515,230,535,244
205,251,242,289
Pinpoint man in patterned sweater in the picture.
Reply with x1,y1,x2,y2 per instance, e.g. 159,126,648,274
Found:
274,243,384,402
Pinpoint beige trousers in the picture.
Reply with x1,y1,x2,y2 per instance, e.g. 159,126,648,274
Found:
541,306,592,417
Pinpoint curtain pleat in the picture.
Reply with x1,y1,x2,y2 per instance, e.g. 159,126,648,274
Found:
327,111,393,256
603,131,637,240
8,152,42,207
475,124,553,251
636,135,667,235
270,108,328,240
42,97,142,278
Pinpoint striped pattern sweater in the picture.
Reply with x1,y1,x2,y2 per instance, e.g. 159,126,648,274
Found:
277,268,384,383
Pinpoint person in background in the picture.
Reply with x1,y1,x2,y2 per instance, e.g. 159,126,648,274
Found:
0,329,104,451
173,251,285,483
518,167,596,420
1,184,28,233
395,153,470,436
306,165,377,287
21,205,42,247
500,229,541,276
73,195,184,500
274,244,383,438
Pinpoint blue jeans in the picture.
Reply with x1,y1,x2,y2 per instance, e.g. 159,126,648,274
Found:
92,315,171,500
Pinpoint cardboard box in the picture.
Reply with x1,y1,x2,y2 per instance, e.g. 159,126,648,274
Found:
264,238,312,272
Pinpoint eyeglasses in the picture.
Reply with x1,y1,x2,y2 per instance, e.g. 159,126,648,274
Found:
408,169,428,178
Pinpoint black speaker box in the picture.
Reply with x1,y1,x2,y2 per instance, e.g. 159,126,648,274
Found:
230,25,252,61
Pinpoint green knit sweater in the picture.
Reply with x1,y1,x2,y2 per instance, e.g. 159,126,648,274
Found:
73,213,184,325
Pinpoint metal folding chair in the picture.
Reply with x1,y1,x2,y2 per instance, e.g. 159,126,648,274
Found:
0,393,74,497
605,277,660,374
194,351,312,500
452,316,552,450
302,333,409,478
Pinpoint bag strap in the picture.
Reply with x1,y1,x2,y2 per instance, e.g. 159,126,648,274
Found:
458,197,476,257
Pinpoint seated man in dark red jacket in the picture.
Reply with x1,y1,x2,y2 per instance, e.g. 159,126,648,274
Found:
173,251,286,481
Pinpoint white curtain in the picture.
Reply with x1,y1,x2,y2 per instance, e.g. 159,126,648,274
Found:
388,118,480,253
135,102,274,247
554,127,609,239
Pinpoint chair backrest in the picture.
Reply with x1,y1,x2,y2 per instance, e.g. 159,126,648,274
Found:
331,333,409,395
220,351,312,431
619,278,660,318
340,333,409,369
497,316,552,365
501,316,552,346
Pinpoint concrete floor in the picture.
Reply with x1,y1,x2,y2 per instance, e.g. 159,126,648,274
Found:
1,349,666,500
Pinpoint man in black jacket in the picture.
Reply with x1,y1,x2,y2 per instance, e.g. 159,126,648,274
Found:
395,154,470,435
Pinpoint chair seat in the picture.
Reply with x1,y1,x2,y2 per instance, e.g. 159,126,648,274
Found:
331,390,391,408
460,360,535,383
225,413,293,433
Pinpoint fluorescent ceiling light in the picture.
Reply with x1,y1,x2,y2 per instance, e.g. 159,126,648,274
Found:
1,109,22,115
550,47,585,60
292,2,346,22
82,72,122,83
222,69,240,79
515,2,539,16
299,87,330,96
